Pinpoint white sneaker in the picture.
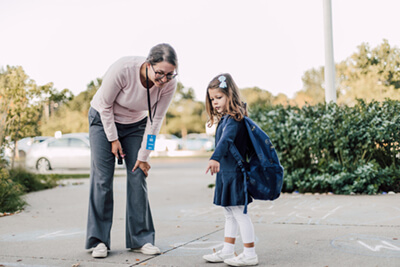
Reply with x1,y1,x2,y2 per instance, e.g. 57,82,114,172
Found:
224,253,258,266
92,243,107,258
203,250,235,263
132,243,161,255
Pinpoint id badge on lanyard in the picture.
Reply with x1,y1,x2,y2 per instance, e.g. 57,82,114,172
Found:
146,134,156,150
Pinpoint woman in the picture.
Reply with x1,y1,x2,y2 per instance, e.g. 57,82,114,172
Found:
85,43,178,258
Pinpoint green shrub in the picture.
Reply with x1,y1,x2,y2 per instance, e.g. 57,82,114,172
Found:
0,167,60,213
0,168,26,213
250,99,400,194
8,168,58,193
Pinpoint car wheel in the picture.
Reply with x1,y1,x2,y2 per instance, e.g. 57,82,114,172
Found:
36,158,51,173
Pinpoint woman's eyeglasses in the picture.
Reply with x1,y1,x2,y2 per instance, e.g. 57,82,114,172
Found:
151,65,177,80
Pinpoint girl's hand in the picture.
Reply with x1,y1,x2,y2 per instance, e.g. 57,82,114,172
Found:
111,140,125,159
206,160,220,175
133,160,151,177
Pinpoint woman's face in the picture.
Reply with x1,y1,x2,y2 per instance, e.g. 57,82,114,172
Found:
208,88,228,114
149,61,177,88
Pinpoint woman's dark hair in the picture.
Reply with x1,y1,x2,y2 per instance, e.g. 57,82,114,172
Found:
146,43,178,69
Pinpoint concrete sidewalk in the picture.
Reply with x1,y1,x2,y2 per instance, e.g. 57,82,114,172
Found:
0,157,399,267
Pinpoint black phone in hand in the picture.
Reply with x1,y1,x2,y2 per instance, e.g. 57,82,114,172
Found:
117,151,123,165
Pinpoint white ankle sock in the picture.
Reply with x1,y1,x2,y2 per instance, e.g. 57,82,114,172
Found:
243,246,256,257
222,242,235,254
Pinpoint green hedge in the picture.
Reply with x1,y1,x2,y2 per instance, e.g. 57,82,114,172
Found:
250,99,400,194
0,168,59,213
0,168,26,213
8,168,58,193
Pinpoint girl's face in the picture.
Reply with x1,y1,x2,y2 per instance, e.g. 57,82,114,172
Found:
149,61,177,87
208,88,228,114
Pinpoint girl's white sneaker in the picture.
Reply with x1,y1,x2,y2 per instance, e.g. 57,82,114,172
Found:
203,250,235,263
224,253,258,266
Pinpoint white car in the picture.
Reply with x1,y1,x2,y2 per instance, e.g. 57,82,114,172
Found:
26,133,91,172
3,136,50,159
154,134,182,152
183,133,215,151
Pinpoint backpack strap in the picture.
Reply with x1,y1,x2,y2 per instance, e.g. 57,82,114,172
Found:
229,144,249,214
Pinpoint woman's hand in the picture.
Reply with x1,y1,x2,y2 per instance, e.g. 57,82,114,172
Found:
133,160,151,177
111,140,124,159
206,160,220,175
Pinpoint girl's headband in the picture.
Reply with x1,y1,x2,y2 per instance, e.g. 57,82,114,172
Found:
218,75,227,88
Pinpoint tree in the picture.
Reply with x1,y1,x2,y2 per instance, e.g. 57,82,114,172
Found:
40,78,101,135
173,82,196,102
39,82,73,123
272,93,290,106
0,66,44,168
0,66,72,168
68,78,101,114
291,91,314,107
240,87,274,109
299,66,325,105
337,40,400,105
162,82,207,137
298,40,400,106
164,99,206,137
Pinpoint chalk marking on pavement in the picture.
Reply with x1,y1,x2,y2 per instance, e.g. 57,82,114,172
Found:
358,240,400,252
37,230,63,239
37,230,84,239
0,229,85,242
331,233,400,258
129,228,224,266
321,205,342,220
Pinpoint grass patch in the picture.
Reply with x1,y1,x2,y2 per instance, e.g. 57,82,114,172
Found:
45,173,90,179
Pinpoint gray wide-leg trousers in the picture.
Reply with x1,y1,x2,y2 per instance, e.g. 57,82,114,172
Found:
85,107,155,250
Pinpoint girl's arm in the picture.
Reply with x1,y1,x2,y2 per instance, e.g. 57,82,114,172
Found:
206,159,220,175
210,117,240,162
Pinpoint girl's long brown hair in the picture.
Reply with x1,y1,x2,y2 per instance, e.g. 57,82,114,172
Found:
205,73,248,127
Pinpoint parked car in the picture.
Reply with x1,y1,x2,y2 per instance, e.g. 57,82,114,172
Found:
154,134,182,152
26,133,91,172
183,133,215,151
25,133,126,172
4,136,50,159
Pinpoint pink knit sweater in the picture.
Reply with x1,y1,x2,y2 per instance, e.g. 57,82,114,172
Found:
90,56,177,162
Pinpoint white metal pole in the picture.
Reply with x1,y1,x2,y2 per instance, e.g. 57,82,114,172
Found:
323,0,336,103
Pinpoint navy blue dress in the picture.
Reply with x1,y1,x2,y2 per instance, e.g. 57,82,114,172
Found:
210,115,253,207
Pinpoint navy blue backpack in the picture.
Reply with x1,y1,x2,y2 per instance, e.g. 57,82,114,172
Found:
229,116,284,213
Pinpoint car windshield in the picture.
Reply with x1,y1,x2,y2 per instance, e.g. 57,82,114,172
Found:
70,138,88,147
48,138,69,147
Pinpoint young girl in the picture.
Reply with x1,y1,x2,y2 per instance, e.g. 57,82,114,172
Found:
203,73,258,266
